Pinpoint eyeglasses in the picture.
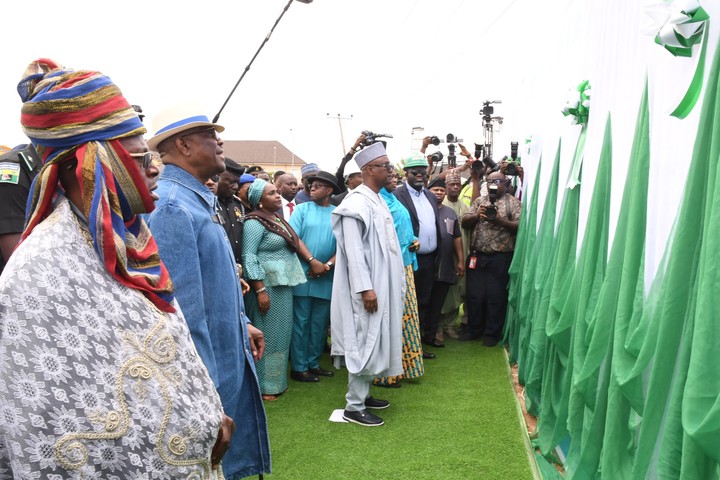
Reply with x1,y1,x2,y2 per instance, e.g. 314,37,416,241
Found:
487,178,507,185
368,162,394,172
181,126,219,141
406,168,428,177
129,152,159,169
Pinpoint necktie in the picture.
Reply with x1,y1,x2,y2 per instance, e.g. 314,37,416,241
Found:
288,202,295,216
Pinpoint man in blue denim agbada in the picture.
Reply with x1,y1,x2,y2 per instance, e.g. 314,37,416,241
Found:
146,105,270,479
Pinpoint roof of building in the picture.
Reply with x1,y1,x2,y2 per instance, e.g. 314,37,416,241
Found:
222,140,305,169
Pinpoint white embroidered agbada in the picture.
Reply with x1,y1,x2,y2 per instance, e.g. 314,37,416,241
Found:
0,199,223,479
330,185,405,377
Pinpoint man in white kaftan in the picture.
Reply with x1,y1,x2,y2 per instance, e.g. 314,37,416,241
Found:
0,60,231,478
0,200,224,478
331,141,405,427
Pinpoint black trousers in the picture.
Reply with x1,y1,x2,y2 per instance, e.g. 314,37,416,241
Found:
414,253,451,341
425,281,451,340
465,251,513,340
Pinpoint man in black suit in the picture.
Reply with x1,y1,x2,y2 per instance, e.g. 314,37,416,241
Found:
393,154,448,358
275,172,298,219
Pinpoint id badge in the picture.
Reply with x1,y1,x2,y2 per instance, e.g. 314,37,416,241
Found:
468,256,477,269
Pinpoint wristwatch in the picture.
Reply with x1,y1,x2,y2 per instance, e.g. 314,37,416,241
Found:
325,261,334,268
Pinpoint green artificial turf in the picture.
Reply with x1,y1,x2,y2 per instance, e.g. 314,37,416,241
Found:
262,338,534,479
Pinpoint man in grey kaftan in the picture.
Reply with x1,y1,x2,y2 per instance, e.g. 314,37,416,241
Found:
330,141,405,427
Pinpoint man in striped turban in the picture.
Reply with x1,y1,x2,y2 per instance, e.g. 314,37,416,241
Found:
0,59,233,478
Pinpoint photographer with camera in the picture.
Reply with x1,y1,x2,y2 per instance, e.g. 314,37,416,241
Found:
459,171,521,347
420,136,474,180
431,142,489,206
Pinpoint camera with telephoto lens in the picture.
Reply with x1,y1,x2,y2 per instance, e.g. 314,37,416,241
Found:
429,136,440,146
504,141,520,176
428,151,444,164
470,143,485,173
361,130,394,147
482,155,499,172
486,184,499,220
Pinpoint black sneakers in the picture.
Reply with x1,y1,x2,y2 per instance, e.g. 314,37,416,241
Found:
364,396,390,410
290,370,319,382
342,409,384,426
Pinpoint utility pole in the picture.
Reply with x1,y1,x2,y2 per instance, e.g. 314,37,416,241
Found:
327,113,353,156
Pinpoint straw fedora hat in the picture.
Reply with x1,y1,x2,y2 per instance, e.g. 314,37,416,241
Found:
147,103,224,151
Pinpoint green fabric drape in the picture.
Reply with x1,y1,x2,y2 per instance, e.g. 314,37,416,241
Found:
569,81,650,478
520,143,561,412
506,23,720,480
630,35,720,479
535,162,582,456
533,114,613,465
597,80,651,479
504,156,543,363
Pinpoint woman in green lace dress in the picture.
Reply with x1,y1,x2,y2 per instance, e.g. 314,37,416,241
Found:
243,179,326,399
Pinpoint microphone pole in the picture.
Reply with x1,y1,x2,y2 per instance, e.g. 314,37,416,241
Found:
212,0,312,123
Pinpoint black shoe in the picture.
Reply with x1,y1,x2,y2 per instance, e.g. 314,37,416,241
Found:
422,338,445,348
482,337,499,347
309,367,334,377
374,381,402,389
343,409,384,426
290,370,319,382
365,396,390,409
457,332,481,341
422,351,436,359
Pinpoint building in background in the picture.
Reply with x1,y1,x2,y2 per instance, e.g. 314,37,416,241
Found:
222,140,305,177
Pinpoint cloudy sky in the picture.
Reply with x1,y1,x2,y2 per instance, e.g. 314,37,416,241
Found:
1,0,579,171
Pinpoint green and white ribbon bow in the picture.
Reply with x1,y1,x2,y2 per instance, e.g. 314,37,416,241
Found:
652,0,710,118
561,80,591,126
561,81,590,189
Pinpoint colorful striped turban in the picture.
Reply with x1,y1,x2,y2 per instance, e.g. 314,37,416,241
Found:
18,58,175,312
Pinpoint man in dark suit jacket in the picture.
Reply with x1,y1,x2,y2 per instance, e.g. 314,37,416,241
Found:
393,154,448,357
275,172,298,219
